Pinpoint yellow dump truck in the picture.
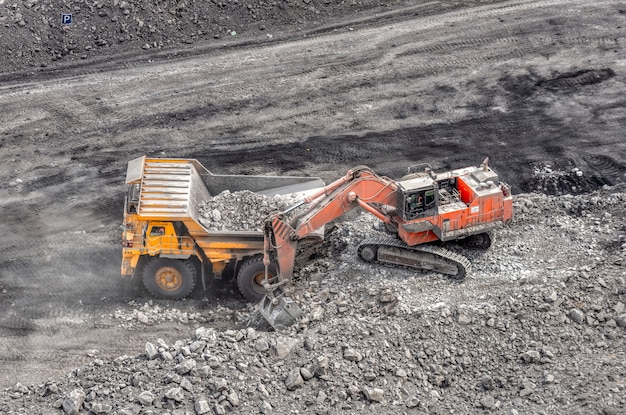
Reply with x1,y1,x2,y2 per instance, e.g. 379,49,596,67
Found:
121,156,323,301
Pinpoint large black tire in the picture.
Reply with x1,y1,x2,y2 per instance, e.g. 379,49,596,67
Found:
142,258,196,299
236,256,276,303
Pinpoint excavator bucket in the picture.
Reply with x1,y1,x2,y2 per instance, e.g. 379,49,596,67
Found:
259,291,303,330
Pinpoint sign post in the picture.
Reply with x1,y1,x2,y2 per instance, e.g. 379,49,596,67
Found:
61,13,72,49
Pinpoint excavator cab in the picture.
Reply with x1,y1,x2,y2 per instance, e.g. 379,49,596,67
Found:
397,176,438,221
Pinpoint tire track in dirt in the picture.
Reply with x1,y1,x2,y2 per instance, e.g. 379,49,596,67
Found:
585,155,626,181
2,0,620,163
390,34,624,63
2,1,621,182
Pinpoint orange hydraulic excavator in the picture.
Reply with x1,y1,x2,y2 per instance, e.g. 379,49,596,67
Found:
260,158,513,329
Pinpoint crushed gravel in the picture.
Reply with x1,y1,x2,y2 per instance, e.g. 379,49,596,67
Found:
2,185,624,414
1,1,624,413
198,190,301,232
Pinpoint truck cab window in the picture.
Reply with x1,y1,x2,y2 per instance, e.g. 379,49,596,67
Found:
150,226,165,236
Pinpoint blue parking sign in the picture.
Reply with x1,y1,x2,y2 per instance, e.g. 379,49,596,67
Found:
61,13,72,25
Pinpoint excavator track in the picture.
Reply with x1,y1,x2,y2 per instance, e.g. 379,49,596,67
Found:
358,236,471,279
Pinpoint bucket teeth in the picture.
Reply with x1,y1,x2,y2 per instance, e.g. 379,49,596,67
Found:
259,295,303,330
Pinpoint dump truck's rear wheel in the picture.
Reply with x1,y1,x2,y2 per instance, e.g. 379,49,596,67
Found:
237,255,276,303
143,258,196,299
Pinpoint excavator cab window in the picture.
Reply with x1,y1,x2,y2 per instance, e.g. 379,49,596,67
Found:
424,189,436,209
401,188,437,220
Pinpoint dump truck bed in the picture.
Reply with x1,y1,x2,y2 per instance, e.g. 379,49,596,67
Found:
125,156,324,240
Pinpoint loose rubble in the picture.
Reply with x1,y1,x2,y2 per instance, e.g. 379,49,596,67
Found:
1,185,624,414
198,190,301,232
524,162,613,195
112,300,206,328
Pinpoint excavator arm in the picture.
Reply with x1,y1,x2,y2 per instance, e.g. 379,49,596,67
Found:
264,166,398,286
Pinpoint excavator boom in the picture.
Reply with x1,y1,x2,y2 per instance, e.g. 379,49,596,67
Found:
264,166,397,286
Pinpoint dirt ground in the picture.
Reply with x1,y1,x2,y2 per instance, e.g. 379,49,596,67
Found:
0,0,624,401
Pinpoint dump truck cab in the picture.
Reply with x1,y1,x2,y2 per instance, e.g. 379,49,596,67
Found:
122,218,197,278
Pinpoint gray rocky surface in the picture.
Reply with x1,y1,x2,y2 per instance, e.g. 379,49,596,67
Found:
1,186,625,414
0,0,405,74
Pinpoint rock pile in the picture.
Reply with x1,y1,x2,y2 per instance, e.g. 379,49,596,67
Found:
112,300,207,329
524,162,611,196
1,186,625,414
198,190,301,232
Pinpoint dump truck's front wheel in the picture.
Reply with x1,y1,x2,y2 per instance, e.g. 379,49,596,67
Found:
143,258,196,299
237,255,276,302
